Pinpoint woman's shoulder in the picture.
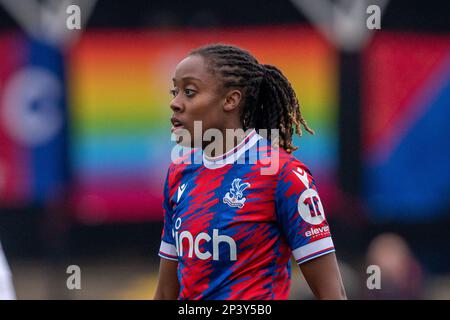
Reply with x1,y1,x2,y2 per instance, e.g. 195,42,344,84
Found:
165,148,202,181
277,148,312,175
170,147,201,166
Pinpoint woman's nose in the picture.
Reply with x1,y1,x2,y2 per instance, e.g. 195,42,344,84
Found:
170,98,183,113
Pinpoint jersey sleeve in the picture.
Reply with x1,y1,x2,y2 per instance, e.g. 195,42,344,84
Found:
158,168,178,262
275,159,335,265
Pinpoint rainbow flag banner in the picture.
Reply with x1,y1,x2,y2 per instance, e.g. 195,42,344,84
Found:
68,26,338,223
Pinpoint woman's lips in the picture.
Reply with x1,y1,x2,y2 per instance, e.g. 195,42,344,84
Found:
171,124,184,133
170,117,184,133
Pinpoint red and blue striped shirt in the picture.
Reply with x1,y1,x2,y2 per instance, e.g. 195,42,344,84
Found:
159,129,335,299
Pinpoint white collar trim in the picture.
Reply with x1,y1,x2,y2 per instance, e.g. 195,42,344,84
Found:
202,129,261,169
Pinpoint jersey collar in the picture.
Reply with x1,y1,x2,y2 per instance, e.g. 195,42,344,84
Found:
202,129,261,169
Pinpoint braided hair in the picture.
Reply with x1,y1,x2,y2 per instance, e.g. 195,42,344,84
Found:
189,43,314,153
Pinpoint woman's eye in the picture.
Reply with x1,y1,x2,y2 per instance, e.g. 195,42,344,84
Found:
169,88,178,97
184,89,196,97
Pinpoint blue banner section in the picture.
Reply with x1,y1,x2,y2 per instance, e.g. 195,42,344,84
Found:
365,61,450,221
26,37,68,203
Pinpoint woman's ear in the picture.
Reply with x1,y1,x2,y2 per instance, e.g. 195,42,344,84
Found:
223,90,242,112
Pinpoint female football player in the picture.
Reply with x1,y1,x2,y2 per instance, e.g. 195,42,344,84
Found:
154,44,346,300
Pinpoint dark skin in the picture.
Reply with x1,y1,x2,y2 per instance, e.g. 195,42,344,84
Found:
154,54,347,300
168,55,243,153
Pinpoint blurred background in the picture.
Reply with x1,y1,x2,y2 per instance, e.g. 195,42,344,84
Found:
0,0,449,299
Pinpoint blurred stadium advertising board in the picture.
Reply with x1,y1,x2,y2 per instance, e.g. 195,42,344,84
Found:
67,26,338,223
1,26,448,224
362,32,450,222
0,34,68,207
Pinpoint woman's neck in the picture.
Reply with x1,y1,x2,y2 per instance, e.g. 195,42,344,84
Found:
202,126,248,159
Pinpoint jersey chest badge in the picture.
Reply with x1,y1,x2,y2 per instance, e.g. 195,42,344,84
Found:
223,178,251,209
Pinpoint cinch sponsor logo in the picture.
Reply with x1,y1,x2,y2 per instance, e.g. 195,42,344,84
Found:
172,218,237,261
305,225,329,237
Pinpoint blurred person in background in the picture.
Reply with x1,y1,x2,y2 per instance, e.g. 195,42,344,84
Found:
0,242,15,300
364,233,424,299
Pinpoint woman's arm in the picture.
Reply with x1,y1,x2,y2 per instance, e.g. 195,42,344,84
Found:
153,258,180,300
299,252,347,300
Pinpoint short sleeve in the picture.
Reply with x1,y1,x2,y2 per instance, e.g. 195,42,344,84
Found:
158,169,178,262
275,160,335,264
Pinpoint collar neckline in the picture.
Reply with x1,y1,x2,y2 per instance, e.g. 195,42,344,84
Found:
202,129,260,169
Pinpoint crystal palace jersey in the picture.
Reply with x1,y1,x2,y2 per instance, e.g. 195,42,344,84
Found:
158,129,335,300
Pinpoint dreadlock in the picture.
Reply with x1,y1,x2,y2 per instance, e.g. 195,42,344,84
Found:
189,43,314,153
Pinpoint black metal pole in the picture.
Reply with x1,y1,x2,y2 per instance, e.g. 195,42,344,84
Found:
338,51,362,198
